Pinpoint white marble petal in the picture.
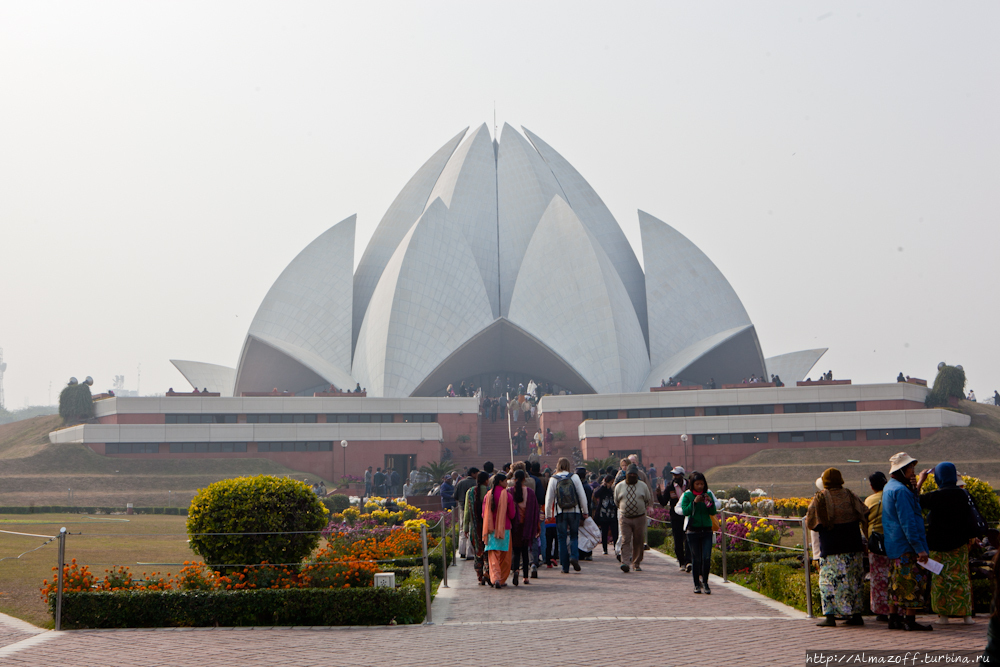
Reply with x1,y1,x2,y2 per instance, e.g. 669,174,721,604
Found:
246,215,356,377
352,198,496,398
522,126,648,348
639,210,753,369
508,196,649,394
169,360,236,396
641,324,765,389
352,128,468,352
423,124,500,318
496,123,566,317
765,349,828,384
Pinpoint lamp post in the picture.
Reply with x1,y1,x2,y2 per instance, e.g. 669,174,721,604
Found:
340,440,348,485
680,434,689,473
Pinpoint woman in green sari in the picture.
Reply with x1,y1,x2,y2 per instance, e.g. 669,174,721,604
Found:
463,471,491,585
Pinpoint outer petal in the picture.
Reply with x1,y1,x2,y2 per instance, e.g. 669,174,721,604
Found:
423,124,500,318
352,198,496,398
642,324,766,388
639,210,754,368
508,196,649,394
352,128,468,352
765,349,828,384
496,122,566,317
522,126,648,349
234,215,356,394
169,360,236,396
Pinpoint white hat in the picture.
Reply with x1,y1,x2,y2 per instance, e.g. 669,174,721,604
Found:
671,466,686,475
957,477,966,487
815,477,823,491
889,452,918,474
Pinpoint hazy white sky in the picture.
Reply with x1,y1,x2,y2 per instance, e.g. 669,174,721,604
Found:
1,2,997,406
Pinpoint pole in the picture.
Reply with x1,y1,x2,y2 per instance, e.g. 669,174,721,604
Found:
440,515,449,588
421,525,433,625
802,517,813,618
720,511,728,583
451,508,458,565
55,527,66,631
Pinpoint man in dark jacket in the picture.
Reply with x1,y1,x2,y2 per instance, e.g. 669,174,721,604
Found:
389,469,401,496
657,466,690,572
373,468,386,496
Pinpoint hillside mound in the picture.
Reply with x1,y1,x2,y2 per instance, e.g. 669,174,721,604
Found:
0,416,320,508
706,400,1000,498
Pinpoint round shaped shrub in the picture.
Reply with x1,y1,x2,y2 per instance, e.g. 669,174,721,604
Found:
727,486,751,503
187,475,329,569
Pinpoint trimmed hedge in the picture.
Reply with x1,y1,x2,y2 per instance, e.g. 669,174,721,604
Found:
658,532,793,575
647,527,667,548
0,506,187,515
53,587,426,628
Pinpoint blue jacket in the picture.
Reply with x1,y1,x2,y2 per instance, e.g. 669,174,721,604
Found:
881,478,929,558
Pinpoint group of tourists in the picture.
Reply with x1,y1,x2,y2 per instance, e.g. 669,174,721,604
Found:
807,451,985,630
363,466,402,497
452,453,721,594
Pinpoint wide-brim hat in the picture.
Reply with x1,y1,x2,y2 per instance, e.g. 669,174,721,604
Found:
670,466,686,475
889,452,917,474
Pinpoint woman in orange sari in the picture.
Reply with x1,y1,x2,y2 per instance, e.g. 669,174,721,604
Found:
483,472,516,589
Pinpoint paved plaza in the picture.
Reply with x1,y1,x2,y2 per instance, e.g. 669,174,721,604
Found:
0,549,986,666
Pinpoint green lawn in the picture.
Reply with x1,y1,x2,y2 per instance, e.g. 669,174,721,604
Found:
0,514,194,628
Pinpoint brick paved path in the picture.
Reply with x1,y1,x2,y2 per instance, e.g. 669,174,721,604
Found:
0,549,987,666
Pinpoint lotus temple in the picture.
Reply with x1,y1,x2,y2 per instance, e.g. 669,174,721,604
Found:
49,124,970,483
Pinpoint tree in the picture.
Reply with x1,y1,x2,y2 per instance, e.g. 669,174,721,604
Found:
925,364,967,408
58,382,94,424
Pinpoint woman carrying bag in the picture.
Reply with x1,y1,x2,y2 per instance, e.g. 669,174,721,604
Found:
865,471,892,622
483,472,516,589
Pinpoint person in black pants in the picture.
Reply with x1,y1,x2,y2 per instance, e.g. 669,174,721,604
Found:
593,474,619,554
657,466,690,572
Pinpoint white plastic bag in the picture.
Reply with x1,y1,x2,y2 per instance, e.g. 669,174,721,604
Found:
577,516,601,553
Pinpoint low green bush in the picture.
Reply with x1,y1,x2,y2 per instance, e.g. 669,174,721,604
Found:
727,487,751,504
658,532,792,575
53,587,425,628
646,527,666,548
752,563,821,613
323,495,352,513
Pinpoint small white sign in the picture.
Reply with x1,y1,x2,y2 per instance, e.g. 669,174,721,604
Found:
374,573,396,588
919,558,944,575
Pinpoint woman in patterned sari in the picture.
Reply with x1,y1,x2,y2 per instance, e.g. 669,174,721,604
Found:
807,467,868,627
864,472,892,622
463,471,491,585
919,462,977,625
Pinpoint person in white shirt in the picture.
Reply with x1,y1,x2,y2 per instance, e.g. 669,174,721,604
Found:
544,457,589,573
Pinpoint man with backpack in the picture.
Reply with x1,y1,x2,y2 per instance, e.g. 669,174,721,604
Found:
544,457,589,573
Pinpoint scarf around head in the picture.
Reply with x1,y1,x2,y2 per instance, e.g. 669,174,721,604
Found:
934,462,958,489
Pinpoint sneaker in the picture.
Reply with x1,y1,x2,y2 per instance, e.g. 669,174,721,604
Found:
685,563,692,573
694,584,702,594
603,549,609,555
530,566,538,579
621,564,630,573
702,581,711,595
963,617,976,625
678,563,686,570
546,563,553,569
616,553,621,562
903,618,933,632
634,564,642,572
845,615,864,626
571,559,581,572
513,571,519,587
643,544,650,550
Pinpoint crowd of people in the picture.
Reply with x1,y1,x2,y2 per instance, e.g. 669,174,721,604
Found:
806,452,987,631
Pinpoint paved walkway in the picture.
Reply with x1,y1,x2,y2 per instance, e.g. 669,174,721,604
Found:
0,549,987,666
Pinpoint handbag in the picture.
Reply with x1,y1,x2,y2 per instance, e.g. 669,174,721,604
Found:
966,490,988,538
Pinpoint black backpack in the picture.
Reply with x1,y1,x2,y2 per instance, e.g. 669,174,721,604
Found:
555,474,579,511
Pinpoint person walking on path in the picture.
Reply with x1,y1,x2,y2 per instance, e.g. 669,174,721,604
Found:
510,469,541,586
483,472,515,588
882,452,933,631
657,466,690,572
544,457,589,573
463,471,491,585
593,474,619,554
865,471,892,622
680,471,717,594
364,466,373,498
615,464,651,573
919,461,978,625
455,468,479,559
807,467,869,627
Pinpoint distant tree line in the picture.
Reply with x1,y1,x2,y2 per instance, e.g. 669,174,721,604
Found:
0,404,59,425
